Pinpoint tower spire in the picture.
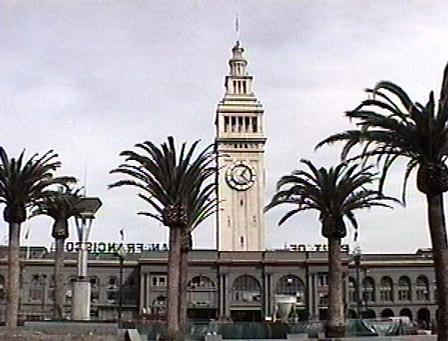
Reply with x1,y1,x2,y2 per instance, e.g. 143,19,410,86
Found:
235,13,240,42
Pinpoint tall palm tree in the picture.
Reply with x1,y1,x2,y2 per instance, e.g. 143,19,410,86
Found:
109,136,217,341
0,147,75,328
30,185,83,320
265,160,397,337
176,195,217,334
316,64,448,340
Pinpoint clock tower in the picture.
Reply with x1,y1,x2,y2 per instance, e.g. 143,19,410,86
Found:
215,41,267,251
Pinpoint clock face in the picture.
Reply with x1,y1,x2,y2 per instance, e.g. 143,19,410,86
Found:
226,162,256,191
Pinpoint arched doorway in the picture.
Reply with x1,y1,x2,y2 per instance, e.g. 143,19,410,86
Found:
348,309,357,319
381,308,394,318
187,275,217,320
361,309,376,319
399,308,412,321
151,295,167,317
275,274,306,321
417,308,431,329
275,275,305,303
230,275,262,321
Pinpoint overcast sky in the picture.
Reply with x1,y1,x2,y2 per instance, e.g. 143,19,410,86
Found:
1,0,448,254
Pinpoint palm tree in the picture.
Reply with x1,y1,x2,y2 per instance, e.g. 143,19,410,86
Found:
109,136,217,341
30,185,83,320
265,160,397,337
177,195,217,334
0,147,75,328
316,65,448,339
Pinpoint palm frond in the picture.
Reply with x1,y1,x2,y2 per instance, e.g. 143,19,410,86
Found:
110,137,218,231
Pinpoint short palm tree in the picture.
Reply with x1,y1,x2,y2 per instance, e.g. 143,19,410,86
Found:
109,137,217,341
316,65,448,340
0,147,75,328
31,185,83,320
265,160,397,337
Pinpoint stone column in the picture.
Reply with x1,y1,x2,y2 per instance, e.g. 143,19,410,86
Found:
221,274,227,318
139,272,145,313
264,273,270,318
309,273,318,320
393,279,399,303
72,278,91,320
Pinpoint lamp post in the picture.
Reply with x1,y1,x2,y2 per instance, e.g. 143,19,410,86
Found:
352,246,362,319
71,197,102,321
116,245,127,323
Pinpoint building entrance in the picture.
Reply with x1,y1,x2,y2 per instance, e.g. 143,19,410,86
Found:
187,308,217,321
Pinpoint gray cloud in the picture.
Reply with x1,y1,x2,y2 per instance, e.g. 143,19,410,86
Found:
1,0,447,254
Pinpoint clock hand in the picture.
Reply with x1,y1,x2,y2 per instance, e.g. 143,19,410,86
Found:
241,169,250,182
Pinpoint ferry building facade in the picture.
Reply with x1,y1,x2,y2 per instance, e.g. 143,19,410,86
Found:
0,42,438,327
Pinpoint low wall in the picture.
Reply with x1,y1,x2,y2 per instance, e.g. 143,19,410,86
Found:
0,331,121,341
205,334,437,341
0,322,124,340
329,337,437,341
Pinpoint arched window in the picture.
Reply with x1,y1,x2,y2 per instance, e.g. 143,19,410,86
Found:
381,308,394,318
380,276,393,302
29,274,45,302
348,277,356,303
151,295,167,315
417,308,431,328
123,274,138,305
90,276,100,304
187,275,216,307
275,275,305,305
65,276,77,303
398,276,412,301
400,308,413,321
48,275,56,301
362,276,375,302
188,275,215,289
106,276,118,303
0,275,5,300
231,275,261,303
416,275,430,301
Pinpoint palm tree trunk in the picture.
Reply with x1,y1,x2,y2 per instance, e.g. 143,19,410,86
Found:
178,246,189,338
426,194,448,341
54,237,65,320
167,227,182,341
7,222,21,329
326,236,345,338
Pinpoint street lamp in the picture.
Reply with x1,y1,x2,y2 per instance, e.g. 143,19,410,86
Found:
71,197,102,321
116,245,127,323
352,246,362,319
